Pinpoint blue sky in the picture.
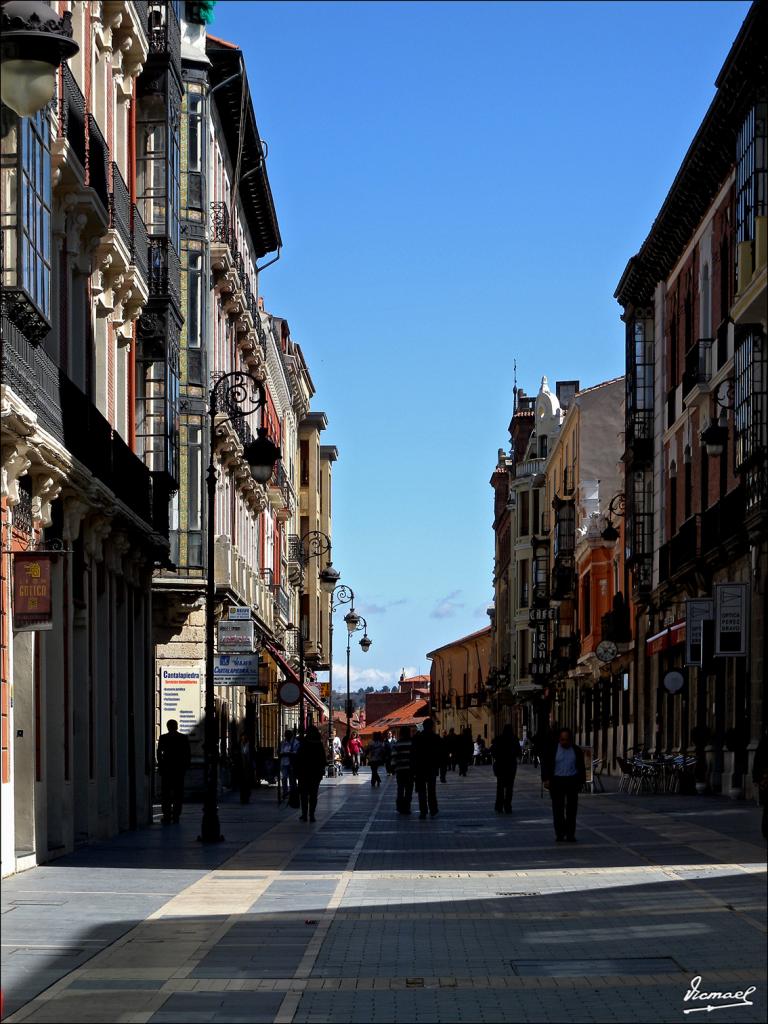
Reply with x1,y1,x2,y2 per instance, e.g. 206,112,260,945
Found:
213,0,751,689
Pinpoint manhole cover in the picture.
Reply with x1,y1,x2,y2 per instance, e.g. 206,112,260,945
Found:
511,958,682,977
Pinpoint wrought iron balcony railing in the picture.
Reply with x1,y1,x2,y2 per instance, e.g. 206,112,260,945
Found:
131,204,148,282
58,64,86,169
109,162,131,251
147,0,181,70
148,237,181,310
682,338,714,399
87,114,110,212
210,200,231,246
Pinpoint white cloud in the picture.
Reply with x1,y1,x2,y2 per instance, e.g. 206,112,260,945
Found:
430,590,464,619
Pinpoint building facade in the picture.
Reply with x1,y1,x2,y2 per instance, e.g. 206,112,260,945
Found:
427,626,494,742
151,20,335,780
1,0,172,875
615,0,766,796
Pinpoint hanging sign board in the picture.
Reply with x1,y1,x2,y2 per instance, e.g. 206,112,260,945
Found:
279,680,301,706
715,583,748,656
228,607,252,621
319,683,330,699
160,664,204,755
13,553,53,631
663,669,685,694
217,619,254,652
213,653,259,685
685,599,713,667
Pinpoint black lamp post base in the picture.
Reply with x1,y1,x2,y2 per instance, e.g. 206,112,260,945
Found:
198,808,225,843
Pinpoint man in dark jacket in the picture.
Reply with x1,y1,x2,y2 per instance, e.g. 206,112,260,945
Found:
491,724,522,813
157,719,191,824
457,727,473,776
541,727,586,842
295,725,327,822
410,719,443,819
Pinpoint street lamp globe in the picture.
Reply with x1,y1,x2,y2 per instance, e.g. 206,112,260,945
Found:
319,561,340,593
0,2,79,118
344,609,361,633
243,427,281,483
359,634,372,653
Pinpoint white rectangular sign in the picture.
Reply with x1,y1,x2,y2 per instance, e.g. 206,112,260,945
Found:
217,619,254,652
213,653,259,685
228,607,251,620
160,663,204,755
685,599,713,667
715,583,748,657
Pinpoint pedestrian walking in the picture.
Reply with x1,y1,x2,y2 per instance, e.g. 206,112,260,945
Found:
384,729,397,775
348,733,363,775
156,719,191,824
446,728,458,772
457,726,473,776
491,724,522,813
295,725,327,822
367,732,386,787
279,729,299,801
473,736,482,766
411,719,443,819
752,730,768,841
393,725,413,813
439,731,448,783
541,727,586,842
237,732,256,804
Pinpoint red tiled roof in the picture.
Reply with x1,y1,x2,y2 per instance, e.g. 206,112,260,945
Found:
359,699,429,738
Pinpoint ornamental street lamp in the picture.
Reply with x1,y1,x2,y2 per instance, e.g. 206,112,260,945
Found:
700,378,735,457
291,531,340,738
600,493,625,544
0,1,79,117
344,610,371,735
329,585,371,744
201,372,280,845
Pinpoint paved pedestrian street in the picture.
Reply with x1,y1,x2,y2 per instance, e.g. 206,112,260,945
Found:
1,767,765,1024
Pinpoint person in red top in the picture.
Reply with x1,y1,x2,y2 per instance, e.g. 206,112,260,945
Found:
347,733,363,776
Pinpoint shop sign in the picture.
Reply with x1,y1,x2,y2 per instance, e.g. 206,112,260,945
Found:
213,653,259,685
228,607,251,620
217,619,254,652
685,599,713,667
529,607,558,624
714,583,748,657
529,621,550,675
319,683,330,699
160,664,204,755
13,553,53,631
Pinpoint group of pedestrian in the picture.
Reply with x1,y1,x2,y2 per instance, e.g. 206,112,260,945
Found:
155,716,589,841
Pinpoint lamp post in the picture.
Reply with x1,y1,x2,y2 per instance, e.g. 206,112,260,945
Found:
292,531,339,738
328,584,353,759
201,372,280,844
344,610,371,736
0,1,79,117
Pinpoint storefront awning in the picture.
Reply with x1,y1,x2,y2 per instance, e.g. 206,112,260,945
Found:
265,643,300,686
646,621,686,656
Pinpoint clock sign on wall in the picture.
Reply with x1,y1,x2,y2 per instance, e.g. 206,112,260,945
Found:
595,640,618,663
